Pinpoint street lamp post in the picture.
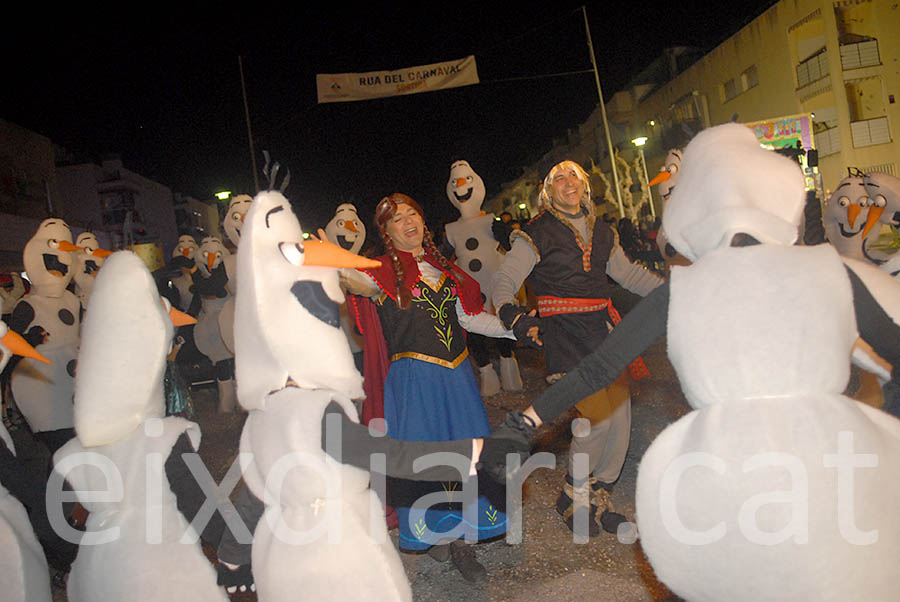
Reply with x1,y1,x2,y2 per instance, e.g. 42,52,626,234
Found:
631,136,656,218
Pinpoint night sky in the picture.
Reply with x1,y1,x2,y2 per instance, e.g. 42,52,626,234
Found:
4,1,775,232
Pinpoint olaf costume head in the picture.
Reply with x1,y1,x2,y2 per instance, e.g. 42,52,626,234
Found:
648,148,682,204
861,171,900,238
446,160,486,219
73,251,194,447
234,191,380,411
198,236,229,277
663,123,805,262
823,172,871,259
224,195,253,248
23,218,81,298
72,232,112,305
173,235,200,265
324,203,366,254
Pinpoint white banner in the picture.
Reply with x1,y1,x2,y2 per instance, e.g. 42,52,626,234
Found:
316,56,479,103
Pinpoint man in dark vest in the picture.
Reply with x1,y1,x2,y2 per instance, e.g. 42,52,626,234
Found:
492,160,663,538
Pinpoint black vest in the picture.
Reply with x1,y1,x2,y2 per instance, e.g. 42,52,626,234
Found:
521,209,615,299
375,273,469,369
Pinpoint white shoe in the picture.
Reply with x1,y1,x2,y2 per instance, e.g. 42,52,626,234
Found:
499,356,523,391
479,364,501,397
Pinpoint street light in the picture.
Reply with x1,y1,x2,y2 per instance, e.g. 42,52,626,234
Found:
215,191,232,201
631,136,656,218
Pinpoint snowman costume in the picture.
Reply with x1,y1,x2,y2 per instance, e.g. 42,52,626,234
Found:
9,219,82,443
53,252,227,602
71,232,112,309
823,173,873,262
507,124,900,601
325,203,367,363
170,235,200,312
192,236,236,412
0,323,53,602
444,160,521,394
217,194,252,355
235,191,489,601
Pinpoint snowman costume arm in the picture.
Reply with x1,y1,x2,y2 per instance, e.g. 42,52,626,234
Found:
530,281,669,424
491,238,537,311
526,262,900,426
323,401,478,479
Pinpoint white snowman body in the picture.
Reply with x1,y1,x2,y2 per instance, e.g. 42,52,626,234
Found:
637,123,900,602
11,219,81,433
444,160,502,308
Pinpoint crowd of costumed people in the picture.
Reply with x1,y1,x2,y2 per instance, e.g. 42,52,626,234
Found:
1,122,899,602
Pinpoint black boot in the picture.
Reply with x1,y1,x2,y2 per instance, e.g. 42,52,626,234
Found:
426,543,451,563
449,540,487,583
556,478,602,538
591,480,628,535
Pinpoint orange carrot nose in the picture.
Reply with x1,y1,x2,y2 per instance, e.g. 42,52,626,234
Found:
58,241,83,252
456,178,467,188
861,206,885,238
181,248,191,257
169,306,197,326
207,253,217,271
92,248,113,258
1,329,50,364
240,213,246,223
302,239,382,269
648,170,672,187
344,222,359,233
847,204,862,229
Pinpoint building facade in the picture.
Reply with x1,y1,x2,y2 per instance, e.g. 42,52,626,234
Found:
489,0,900,215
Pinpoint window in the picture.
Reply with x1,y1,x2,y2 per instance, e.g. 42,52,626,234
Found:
722,78,738,102
741,65,759,91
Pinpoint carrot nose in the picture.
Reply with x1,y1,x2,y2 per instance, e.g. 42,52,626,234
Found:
92,248,113,258
648,170,671,187
182,248,191,257
207,253,216,271
169,306,197,326
456,178,467,188
344,222,359,233
861,206,885,238
302,239,381,269
58,241,83,252
847,204,862,229
1,329,50,364
240,213,246,223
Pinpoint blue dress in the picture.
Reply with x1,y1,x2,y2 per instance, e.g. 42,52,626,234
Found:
374,266,507,550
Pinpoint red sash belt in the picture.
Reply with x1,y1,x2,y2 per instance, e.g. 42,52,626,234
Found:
536,295,650,380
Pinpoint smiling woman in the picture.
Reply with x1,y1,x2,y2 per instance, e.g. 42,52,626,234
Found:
340,192,531,582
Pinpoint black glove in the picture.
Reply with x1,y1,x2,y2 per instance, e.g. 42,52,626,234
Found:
169,254,195,271
217,562,255,594
498,303,526,330
478,410,536,483
498,303,542,348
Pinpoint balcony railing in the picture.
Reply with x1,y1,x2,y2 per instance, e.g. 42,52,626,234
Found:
850,116,890,148
797,50,829,87
841,40,880,70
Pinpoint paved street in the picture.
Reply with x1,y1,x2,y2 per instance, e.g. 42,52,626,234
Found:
36,331,691,602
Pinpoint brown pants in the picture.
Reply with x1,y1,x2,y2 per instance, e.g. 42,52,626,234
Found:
569,372,632,484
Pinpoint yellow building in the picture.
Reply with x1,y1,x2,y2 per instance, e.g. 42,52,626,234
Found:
634,0,900,196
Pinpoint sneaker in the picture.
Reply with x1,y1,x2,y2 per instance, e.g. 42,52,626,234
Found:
449,540,487,583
